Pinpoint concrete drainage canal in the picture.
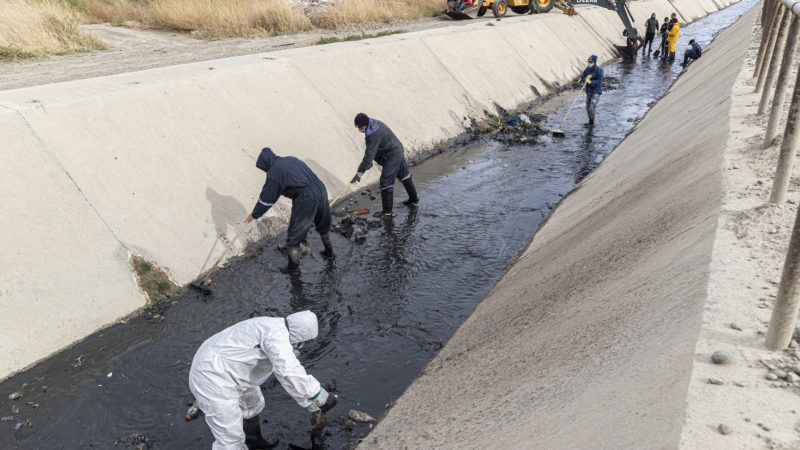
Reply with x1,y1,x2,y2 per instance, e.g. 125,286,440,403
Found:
0,1,758,447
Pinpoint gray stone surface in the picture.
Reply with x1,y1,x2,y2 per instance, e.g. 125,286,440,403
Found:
711,350,733,364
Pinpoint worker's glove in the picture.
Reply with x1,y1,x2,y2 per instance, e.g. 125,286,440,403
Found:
307,388,338,413
350,173,362,184
584,75,592,85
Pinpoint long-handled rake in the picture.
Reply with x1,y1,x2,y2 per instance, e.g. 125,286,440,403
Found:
552,81,588,138
190,222,248,294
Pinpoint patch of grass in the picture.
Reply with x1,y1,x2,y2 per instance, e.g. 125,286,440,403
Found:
315,29,407,45
481,110,507,132
130,255,178,303
0,46,37,61
486,22,494,26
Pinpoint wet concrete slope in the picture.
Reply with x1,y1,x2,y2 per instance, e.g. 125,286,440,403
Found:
362,5,758,450
0,0,739,380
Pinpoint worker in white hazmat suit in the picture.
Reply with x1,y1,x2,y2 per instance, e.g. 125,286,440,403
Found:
189,311,337,449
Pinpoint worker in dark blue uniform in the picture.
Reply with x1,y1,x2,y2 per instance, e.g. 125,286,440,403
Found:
245,148,334,273
682,39,702,66
579,55,604,125
350,113,419,218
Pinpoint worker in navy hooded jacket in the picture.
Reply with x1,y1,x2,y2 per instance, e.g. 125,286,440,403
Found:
245,148,334,273
579,55,604,125
350,113,419,218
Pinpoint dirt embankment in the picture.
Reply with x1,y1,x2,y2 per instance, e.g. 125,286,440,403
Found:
362,6,764,449
0,15,479,91
680,9,800,449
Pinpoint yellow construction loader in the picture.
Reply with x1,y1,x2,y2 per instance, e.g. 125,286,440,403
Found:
445,0,574,19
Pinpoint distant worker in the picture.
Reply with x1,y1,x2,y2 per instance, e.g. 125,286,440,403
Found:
245,148,334,274
350,113,419,218
657,17,669,57
189,311,338,450
643,13,659,55
579,55,604,125
683,39,702,66
665,13,681,61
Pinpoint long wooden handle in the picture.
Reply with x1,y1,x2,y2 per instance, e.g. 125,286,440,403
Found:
329,183,353,207
201,222,248,285
557,81,587,131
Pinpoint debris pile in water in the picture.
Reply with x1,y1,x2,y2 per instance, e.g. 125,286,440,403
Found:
332,213,380,242
479,110,547,145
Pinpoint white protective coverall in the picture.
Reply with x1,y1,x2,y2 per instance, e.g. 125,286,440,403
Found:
189,311,322,450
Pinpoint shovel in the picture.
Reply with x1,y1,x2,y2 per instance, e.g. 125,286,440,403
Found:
552,81,587,138
190,222,248,294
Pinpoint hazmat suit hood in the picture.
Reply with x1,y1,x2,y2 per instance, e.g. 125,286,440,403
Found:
286,310,318,343
256,147,279,173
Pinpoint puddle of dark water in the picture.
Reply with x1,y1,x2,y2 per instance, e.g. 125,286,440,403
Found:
0,1,757,448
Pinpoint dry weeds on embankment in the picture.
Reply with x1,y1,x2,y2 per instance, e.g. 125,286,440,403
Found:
0,0,442,60
0,0,106,60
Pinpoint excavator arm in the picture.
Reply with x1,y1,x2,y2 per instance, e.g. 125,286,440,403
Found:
568,0,644,45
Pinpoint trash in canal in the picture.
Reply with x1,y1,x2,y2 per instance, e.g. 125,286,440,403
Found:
185,401,201,421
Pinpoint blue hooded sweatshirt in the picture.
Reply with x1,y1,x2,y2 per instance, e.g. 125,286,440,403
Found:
251,148,323,219
580,61,604,96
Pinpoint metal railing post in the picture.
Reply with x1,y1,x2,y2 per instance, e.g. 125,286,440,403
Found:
759,9,793,113
757,5,787,93
766,202,800,349
764,16,800,146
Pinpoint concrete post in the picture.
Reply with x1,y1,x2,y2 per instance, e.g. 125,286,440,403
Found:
766,204,800,350
764,16,800,146
758,10,793,114
755,0,778,77
769,67,800,204
757,5,786,93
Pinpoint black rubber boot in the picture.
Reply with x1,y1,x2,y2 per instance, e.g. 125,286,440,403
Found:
401,179,419,206
243,416,278,449
320,233,335,258
280,245,301,274
373,190,395,218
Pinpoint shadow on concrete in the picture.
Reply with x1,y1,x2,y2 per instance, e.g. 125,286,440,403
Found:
201,187,248,272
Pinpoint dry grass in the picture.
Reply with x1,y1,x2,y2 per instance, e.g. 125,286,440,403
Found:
312,0,441,29
0,0,443,59
0,0,106,60
80,0,314,38
82,0,442,37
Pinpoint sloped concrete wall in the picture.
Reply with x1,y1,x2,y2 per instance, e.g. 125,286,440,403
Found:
361,4,753,449
0,0,739,379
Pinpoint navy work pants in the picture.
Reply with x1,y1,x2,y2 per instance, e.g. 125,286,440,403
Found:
379,153,412,193
287,180,332,246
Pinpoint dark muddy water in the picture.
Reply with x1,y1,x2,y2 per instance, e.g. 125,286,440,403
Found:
0,2,757,448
